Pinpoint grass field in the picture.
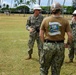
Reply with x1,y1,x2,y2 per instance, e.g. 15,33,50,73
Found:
0,14,76,75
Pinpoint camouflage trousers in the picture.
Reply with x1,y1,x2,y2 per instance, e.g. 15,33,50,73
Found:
40,42,65,75
69,40,76,60
28,32,43,56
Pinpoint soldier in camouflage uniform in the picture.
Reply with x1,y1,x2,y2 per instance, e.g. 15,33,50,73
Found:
39,2,72,75
68,10,76,62
26,4,44,59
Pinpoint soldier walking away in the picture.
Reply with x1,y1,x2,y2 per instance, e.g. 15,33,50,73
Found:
39,2,73,75
68,10,76,63
26,4,44,60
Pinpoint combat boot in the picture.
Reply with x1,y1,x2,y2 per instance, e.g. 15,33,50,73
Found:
26,54,32,60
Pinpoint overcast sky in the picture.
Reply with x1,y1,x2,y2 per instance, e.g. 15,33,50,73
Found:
0,0,72,7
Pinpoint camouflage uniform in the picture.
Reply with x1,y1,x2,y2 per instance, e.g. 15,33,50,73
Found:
40,42,65,75
39,2,72,75
69,22,76,61
39,15,71,75
26,14,44,56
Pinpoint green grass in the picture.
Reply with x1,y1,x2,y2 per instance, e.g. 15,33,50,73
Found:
0,14,76,75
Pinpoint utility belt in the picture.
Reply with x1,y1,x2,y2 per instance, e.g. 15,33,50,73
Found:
44,39,64,43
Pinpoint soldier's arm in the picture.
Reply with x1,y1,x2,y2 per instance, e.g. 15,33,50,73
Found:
26,16,34,32
39,29,44,43
64,32,73,48
67,32,73,44
26,16,31,31
39,17,46,43
70,22,73,29
65,19,73,44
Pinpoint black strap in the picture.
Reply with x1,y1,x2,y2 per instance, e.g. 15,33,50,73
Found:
44,39,64,43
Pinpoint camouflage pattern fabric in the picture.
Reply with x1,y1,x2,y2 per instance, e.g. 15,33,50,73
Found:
69,22,76,60
40,42,65,75
28,32,43,56
26,14,44,56
71,22,76,41
69,41,75,60
26,14,44,31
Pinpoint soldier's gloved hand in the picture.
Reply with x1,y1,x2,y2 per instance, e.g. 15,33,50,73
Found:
29,27,34,32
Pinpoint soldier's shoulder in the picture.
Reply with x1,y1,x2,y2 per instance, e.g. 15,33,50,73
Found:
28,15,34,20
39,14,44,18
43,16,51,20
61,17,69,24
29,15,34,18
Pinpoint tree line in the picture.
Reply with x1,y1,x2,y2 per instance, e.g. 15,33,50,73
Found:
0,0,76,14
0,5,75,14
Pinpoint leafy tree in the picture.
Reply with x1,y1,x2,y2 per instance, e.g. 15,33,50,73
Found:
16,5,29,13
29,0,36,10
14,3,17,7
14,0,19,5
0,5,1,9
14,0,24,15
3,3,6,8
30,0,36,4
6,4,9,9
14,0,24,5
26,1,30,5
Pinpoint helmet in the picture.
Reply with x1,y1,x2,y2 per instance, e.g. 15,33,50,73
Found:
72,10,76,15
51,2,62,11
33,4,42,10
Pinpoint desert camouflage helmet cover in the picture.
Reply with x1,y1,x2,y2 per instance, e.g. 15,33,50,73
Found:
51,2,62,11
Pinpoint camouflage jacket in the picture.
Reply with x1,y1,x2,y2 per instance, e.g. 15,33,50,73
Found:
26,14,44,33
